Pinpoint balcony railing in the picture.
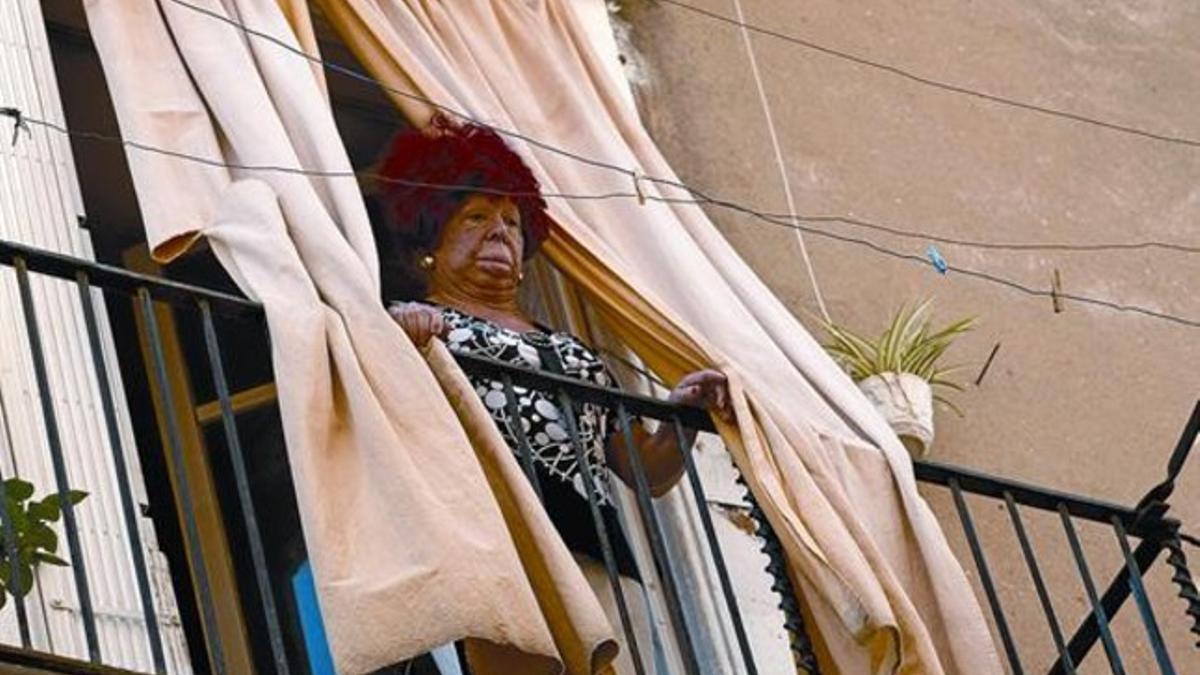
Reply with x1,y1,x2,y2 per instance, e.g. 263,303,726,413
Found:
0,236,1196,674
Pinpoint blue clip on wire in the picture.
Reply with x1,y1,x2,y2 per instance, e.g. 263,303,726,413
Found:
926,244,948,274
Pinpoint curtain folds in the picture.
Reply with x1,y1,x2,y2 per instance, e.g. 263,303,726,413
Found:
86,0,1003,672
314,1,1003,673
85,1,615,673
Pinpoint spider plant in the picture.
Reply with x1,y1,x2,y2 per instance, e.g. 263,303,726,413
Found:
821,300,975,415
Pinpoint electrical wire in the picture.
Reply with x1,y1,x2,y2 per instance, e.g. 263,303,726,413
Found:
754,212,1200,255
13,113,1200,332
649,190,1200,257
160,0,730,209
658,0,1200,150
654,193,1200,329
164,0,642,181
160,0,1200,258
24,117,636,203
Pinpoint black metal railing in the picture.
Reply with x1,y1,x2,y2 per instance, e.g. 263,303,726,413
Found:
0,238,258,674
0,237,1196,674
914,452,1199,675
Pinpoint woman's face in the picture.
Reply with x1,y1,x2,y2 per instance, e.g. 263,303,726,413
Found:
429,194,524,293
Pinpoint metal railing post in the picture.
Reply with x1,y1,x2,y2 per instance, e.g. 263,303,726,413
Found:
77,271,166,673
1112,518,1175,675
1003,492,1074,672
557,390,646,675
671,416,758,675
948,479,1024,675
615,402,701,675
14,257,100,662
500,374,543,502
137,288,226,674
198,300,289,674
1057,505,1124,674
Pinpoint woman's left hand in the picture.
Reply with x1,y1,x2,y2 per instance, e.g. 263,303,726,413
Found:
668,369,734,424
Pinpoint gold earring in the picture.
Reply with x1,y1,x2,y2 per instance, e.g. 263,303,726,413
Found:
418,255,435,270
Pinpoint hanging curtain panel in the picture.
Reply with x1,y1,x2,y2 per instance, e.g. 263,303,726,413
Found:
83,0,617,673
313,1,1003,673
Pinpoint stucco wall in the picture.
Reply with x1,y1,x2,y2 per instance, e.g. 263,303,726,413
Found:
617,0,1200,670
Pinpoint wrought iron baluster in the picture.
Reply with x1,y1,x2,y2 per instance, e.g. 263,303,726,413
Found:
948,479,1024,675
557,390,646,675
1004,492,1073,673
77,271,166,673
1161,534,1200,649
615,402,701,675
1057,505,1124,674
1111,517,1175,675
671,416,758,675
736,474,819,674
138,287,226,674
199,300,289,674
500,374,542,502
14,257,100,661
1054,537,1161,675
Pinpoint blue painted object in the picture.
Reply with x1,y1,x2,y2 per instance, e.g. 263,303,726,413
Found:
926,245,948,274
293,561,336,675
292,561,462,674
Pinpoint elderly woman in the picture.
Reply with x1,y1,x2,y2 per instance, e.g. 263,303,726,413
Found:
381,117,730,674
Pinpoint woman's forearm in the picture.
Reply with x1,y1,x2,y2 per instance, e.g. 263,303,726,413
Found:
608,423,697,497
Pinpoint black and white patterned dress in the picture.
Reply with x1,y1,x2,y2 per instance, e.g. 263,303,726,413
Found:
436,305,640,579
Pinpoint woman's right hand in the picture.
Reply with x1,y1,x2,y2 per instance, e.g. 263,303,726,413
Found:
388,302,446,347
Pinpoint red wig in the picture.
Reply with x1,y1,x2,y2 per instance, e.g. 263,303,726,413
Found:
377,114,551,261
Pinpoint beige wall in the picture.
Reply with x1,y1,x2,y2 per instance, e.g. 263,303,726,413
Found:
618,0,1200,670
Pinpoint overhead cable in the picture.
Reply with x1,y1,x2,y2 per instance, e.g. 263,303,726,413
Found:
15,113,1200,332
659,0,1200,150
162,0,1200,258
756,212,1200,255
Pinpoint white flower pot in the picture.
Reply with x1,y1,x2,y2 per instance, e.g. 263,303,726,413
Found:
858,373,935,458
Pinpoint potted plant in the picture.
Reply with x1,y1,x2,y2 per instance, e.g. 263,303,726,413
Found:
821,301,974,458
0,477,87,607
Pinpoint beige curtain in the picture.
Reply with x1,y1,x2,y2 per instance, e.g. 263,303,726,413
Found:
314,1,1004,673
84,1,616,673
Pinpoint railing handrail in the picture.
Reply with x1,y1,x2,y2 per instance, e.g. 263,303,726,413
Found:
913,459,1170,538
1,237,1171,529
0,238,259,316
3,235,1196,674
454,351,713,429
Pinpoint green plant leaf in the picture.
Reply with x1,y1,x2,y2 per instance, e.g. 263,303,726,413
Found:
930,378,966,392
821,322,880,381
0,561,35,598
33,552,69,567
876,305,904,373
3,479,34,503
27,499,59,524
820,299,975,408
926,316,977,343
26,522,57,552
42,491,88,516
934,394,966,418
930,365,969,391
6,504,27,532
